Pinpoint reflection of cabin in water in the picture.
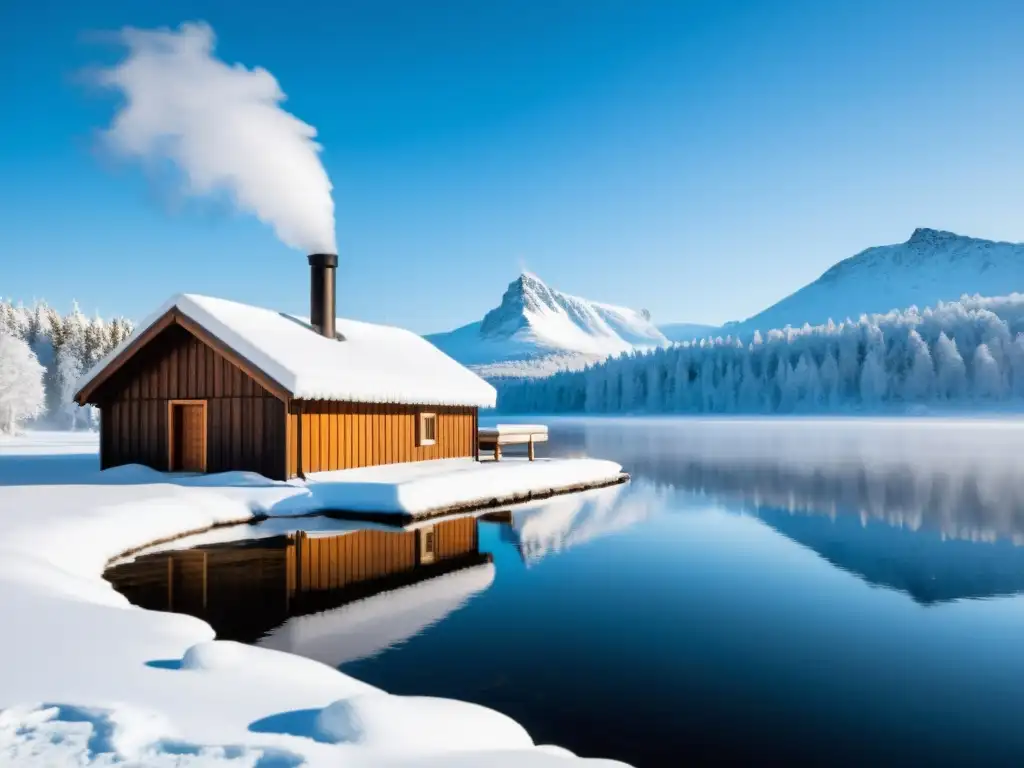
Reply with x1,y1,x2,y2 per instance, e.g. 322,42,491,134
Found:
106,516,488,644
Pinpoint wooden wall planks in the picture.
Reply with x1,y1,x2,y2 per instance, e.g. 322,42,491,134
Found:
96,324,286,479
287,401,478,477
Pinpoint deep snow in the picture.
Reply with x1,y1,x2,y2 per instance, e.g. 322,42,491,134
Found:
0,431,629,767
298,457,624,518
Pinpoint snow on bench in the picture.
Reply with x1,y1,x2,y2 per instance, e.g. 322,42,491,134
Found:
478,424,549,461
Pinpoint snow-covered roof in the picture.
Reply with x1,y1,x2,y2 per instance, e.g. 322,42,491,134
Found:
77,293,497,408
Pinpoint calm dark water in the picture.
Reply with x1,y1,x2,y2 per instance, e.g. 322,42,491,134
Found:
107,417,1024,767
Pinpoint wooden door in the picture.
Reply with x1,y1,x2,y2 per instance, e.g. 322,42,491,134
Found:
170,401,207,472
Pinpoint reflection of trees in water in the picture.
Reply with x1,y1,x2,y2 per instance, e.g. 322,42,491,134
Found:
502,465,1024,603
668,459,1024,545
751,504,1024,604
569,420,1024,546
551,419,1024,603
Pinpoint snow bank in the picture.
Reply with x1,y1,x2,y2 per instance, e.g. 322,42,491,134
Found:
0,432,631,766
315,692,532,750
296,457,625,517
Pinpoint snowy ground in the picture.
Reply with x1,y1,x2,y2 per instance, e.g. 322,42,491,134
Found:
0,431,630,767
301,456,624,519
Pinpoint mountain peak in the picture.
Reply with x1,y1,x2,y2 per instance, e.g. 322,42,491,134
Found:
429,271,668,373
731,228,1024,335
517,270,545,285
906,228,964,247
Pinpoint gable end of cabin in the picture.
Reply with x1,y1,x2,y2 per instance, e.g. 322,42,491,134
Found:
82,315,290,480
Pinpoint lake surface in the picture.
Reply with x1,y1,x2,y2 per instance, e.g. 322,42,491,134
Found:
106,417,1024,767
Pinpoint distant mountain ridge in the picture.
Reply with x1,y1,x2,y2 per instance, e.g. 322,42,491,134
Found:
658,321,722,343
430,228,1024,381
729,228,1024,336
426,272,668,378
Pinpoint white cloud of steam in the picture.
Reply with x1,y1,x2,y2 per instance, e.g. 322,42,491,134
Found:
97,22,336,253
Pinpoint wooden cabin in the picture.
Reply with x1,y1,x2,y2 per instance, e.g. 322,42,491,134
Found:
75,254,496,480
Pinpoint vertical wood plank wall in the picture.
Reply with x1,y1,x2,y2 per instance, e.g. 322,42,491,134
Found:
292,516,479,592
97,324,287,479
287,402,478,478
433,515,478,560
294,529,416,592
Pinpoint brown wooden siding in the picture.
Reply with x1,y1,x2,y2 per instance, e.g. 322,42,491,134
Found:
286,401,478,478
105,518,483,642
283,518,479,593
95,323,287,479
294,529,417,592
433,515,478,560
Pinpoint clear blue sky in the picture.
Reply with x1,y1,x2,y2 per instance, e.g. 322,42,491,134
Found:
2,0,1023,333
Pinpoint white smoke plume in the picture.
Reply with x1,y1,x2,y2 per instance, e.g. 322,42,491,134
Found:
96,22,336,253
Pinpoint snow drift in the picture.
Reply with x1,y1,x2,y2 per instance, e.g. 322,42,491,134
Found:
0,433,631,766
496,293,1024,414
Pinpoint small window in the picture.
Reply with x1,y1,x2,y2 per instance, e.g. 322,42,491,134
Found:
419,526,436,565
418,412,437,446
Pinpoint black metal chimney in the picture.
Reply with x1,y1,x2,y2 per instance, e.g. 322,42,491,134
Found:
308,253,338,339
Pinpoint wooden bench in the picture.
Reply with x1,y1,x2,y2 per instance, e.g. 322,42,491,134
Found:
478,424,549,461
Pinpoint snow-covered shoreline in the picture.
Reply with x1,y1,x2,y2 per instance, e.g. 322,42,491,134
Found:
300,457,627,522
0,432,630,767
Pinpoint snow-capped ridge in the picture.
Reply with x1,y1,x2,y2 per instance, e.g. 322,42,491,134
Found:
908,227,974,246
428,272,668,378
736,228,1024,334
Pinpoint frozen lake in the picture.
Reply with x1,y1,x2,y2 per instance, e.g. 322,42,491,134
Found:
107,417,1024,766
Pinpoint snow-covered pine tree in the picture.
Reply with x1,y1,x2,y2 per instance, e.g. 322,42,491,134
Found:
0,332,45,433
83,315,107,369
645,353,663,412
902,330,935,402
934,331,968,400
493,293,1024,415
1010,334,1024,398
55,342,85,429
972,343,1003,399
26,301,50,350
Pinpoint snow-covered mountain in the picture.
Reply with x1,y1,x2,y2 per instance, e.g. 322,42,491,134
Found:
427,272,668,377
730,228,1024,336
659,321,721,343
